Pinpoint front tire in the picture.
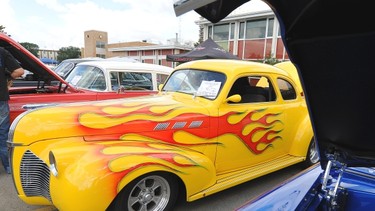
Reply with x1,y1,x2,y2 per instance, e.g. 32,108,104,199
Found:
110,172,179,211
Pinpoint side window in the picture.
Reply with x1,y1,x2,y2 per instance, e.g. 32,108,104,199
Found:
157,73,169,86
110,72,120,91
277,78,297,100
68,66,106,91
119,72,153,90
228,75,276,103
89,69,106,91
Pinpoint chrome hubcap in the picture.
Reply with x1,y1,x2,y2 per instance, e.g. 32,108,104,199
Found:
309,140,320,164
128,175,171,211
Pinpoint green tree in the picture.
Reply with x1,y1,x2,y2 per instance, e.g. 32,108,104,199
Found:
20,42,39,57
0,25,5,33
57,46,81,62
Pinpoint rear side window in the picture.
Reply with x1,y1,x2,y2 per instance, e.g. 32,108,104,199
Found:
277,78,297,100
110,71,153,91
228,75,276,103
157,73,169,86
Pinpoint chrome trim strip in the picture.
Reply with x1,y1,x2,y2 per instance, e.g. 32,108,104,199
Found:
154,122,170,130
22,103,58,110
189,120,203,128
172,122,186,129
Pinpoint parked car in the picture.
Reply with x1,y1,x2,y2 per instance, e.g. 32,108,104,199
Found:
12,58,104,87
53,57,104,79
65,60,171,92
1,33,172,124
52,57,140,80
175,0,375,210
8,59,318,211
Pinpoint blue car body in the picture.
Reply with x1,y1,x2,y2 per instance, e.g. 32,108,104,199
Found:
239,164,375,210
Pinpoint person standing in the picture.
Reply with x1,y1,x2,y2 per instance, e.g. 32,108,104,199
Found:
0,47,24,174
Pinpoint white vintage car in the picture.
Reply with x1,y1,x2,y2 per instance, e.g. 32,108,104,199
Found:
65,60,173,92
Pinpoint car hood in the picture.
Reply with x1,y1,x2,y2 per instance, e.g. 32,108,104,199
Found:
174,0,375,167
11,93,210,146
1,33,72,86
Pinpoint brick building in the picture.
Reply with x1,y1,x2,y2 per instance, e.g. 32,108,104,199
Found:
197,9,289,61
83,30,192,68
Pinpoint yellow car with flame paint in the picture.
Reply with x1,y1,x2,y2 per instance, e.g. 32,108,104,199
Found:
8,59,318,211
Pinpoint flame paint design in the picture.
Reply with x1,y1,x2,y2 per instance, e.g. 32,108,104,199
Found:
102,142,201,175
218,109,282,154
78,101,282,155
73,100,283,193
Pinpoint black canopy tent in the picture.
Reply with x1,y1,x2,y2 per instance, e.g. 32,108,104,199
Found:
167,38,239,62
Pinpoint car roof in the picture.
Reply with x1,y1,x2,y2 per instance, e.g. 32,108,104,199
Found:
60,57,104,63
76,60,173,74
175,59,294,79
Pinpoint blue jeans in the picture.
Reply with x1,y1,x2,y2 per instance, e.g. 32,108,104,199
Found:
0,101,11,173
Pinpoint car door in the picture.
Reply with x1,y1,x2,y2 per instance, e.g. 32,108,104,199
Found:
216,74,292,173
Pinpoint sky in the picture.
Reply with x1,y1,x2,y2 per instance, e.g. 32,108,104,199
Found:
1,0,270,50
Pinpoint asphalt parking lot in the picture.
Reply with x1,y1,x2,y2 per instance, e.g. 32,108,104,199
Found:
0,167,57,211
0,163,303,211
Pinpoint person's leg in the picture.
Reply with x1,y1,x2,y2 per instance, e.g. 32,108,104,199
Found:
0,101,11,174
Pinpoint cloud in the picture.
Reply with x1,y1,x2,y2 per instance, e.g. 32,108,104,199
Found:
2,0,269,50
0,0,19,34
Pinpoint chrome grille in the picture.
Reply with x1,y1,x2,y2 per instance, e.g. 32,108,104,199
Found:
20,150,51,201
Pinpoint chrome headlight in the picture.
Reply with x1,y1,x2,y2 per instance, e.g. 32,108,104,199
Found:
49,151,58,177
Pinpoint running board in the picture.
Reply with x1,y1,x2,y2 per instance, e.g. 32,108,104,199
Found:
188,155,304,201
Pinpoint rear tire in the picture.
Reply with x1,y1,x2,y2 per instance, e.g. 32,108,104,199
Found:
110,172,179,211
303,138,320,167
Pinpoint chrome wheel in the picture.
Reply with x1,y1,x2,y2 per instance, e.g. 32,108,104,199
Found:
128,175,171,211
308,139,319,164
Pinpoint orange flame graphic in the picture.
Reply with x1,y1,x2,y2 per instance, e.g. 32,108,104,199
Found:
78,103,282,155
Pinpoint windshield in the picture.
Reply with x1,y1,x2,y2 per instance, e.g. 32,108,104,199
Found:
162,69,226,99
65,65,106,91
54,61,75,78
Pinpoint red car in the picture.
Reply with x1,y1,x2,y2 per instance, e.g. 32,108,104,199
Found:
1,33,170,123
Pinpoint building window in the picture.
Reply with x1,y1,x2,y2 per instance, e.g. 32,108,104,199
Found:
267,18,274,37
230,23,235,40
212,23,230,51
208,25,213,39
96,41,105,49
239,22,245,39
213,23,229,41
96,54,105,58
245,19,267,39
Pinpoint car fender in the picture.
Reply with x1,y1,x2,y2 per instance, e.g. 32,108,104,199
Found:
47,140,216,210
289,114,314,157
112,144,217,199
